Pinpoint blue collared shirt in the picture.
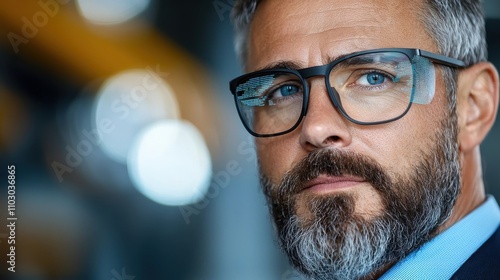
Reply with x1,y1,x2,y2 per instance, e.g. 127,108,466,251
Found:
380,196,500,280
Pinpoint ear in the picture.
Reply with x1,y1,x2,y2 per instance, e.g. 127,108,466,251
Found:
457,62,499,152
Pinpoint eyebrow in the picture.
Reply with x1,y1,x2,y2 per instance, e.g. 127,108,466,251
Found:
338,55,372,65
325,53,351,65
256,52,358,72
257,61,304,71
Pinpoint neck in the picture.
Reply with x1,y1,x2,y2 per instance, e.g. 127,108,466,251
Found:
437,147,486,234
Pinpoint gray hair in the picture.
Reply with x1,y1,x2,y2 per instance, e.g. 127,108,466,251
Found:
230,0,487,67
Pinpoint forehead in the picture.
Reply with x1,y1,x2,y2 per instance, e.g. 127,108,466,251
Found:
247,0,437,71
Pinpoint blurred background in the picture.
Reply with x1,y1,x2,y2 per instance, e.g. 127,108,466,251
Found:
0,1,499,279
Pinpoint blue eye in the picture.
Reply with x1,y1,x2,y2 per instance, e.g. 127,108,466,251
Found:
355,72,390,87
280,85,300,96
366,73,385,85
266,82,303,106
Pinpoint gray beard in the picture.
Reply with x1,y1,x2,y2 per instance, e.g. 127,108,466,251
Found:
259,118,460,280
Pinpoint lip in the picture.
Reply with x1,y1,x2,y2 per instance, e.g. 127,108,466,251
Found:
302,175,366,193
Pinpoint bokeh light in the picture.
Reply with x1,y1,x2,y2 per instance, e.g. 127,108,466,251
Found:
93,69,179,163
76,0,151,25
127,120,212,206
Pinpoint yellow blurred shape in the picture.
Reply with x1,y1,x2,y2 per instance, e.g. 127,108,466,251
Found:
0,0,220,154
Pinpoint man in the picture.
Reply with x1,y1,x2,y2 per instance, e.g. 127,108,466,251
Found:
228,0,500,279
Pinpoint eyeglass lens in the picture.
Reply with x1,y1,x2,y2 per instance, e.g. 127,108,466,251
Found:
234,52,415,136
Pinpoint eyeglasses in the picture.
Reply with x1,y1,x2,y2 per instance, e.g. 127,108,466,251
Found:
229,48,466,137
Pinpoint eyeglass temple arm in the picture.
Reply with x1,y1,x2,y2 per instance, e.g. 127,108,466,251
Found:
419,49,467,68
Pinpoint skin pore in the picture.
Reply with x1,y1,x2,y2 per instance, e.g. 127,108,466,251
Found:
248,0,499,277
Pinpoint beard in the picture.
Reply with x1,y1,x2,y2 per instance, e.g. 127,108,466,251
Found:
259,118,461,280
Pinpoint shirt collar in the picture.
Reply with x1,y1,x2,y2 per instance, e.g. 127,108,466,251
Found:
380,196,500,279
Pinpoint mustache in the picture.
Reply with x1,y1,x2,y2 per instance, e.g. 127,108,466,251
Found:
275,149,392,197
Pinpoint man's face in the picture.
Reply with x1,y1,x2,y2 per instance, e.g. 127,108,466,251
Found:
248,0,461,278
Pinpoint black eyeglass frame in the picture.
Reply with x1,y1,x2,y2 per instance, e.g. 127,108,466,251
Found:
229,48,466,137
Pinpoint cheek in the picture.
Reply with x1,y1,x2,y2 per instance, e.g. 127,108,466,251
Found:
256,136,302,183
355,128,414,174
358,96,448,172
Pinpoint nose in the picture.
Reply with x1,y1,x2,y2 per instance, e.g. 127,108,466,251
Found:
299,80,352,151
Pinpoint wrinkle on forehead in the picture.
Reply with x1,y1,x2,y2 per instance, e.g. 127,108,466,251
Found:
247,0,432,70
256,1,398,33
